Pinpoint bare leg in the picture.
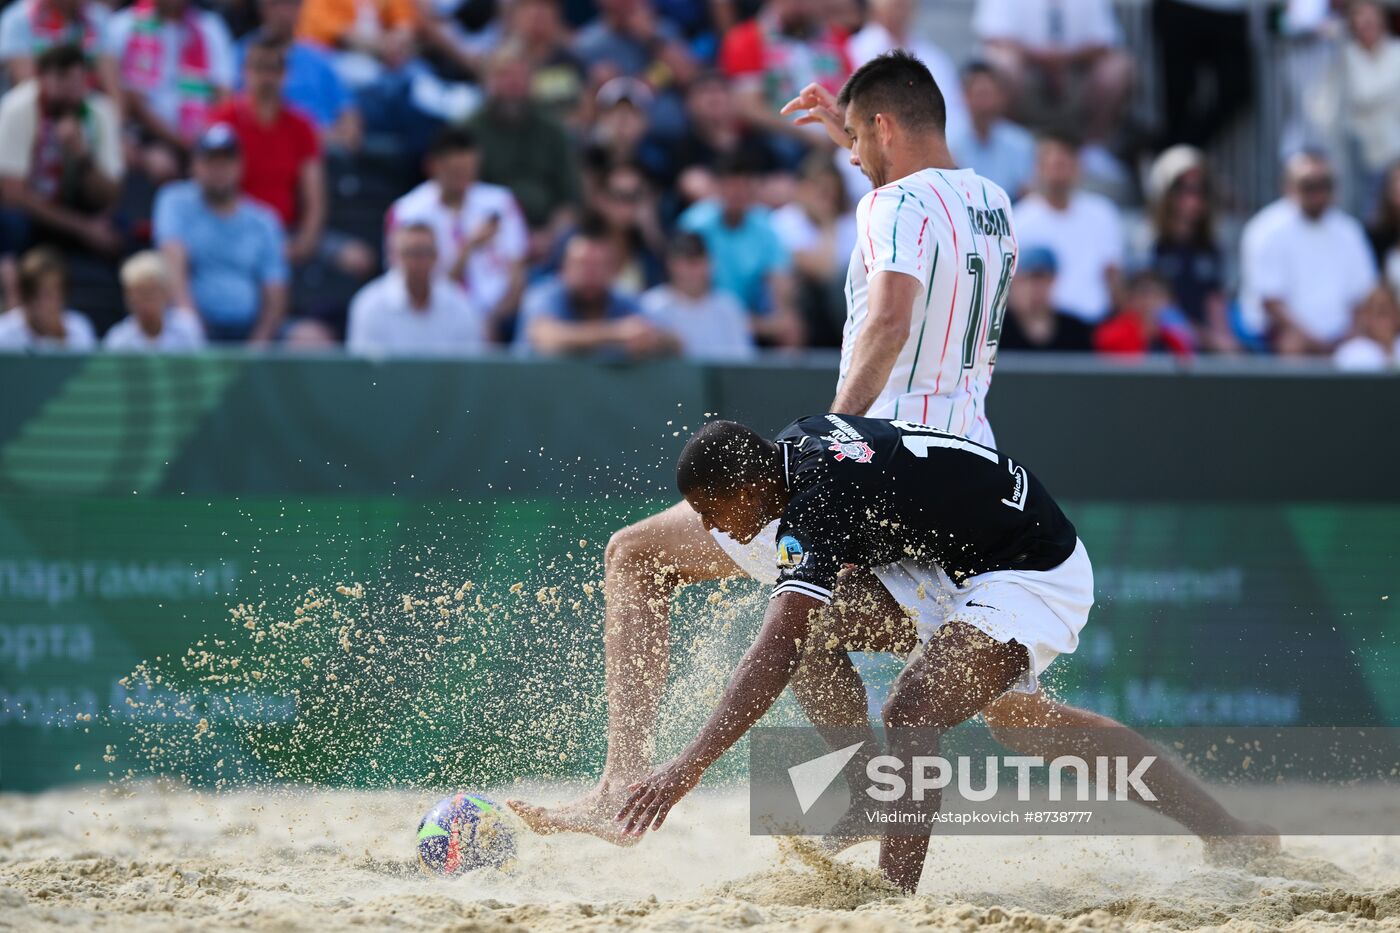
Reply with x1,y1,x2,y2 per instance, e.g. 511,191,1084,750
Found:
792,570,919,724
790,571,919,846
982,690,1279,862
508,499,741,842
879,622,1031,893
796,575,1277,864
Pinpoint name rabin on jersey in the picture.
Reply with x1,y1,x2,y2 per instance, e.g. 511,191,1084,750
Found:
967,206,1012,238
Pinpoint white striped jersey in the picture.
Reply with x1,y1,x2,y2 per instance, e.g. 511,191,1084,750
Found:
839,167,1018,446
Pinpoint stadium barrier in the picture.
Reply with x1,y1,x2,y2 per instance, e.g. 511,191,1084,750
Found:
1,352,1397,791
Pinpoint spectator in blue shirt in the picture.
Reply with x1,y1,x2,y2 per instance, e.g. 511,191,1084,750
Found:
153,124,288,343
947,61,1035,199
678,150,803,347
236,0,360,149
517,225,677,358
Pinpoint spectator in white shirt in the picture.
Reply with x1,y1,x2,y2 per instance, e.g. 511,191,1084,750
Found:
0,246,95,349
947,61,1036,199
1333,284,1400,371
640,232,754,361
347,222,485,357
973,0,1132,145
1012,134,1124,322
847,0,968,143
385,127,529,341
1237,190,1297,346
103,251,206,351
1251,151,1378,355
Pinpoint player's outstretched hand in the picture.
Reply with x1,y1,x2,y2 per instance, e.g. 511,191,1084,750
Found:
780,82,850,150
615,758,703,836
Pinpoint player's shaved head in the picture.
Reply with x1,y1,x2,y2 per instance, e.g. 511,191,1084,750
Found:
837,49,946,137
677,421,780,498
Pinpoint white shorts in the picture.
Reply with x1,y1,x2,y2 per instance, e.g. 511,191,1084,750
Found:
713,526,1093,694
871,538,1094,694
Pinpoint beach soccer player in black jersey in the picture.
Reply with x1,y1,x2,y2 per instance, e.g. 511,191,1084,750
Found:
615,416,1272,893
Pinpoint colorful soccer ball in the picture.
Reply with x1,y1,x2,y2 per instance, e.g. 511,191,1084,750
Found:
415,792,516,875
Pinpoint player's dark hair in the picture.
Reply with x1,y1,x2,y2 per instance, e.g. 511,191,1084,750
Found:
37,44,85,74
677,421,780,498
836,49,946,136
428,126,478,160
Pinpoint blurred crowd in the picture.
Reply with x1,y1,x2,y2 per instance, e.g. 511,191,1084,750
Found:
1,0,1399,369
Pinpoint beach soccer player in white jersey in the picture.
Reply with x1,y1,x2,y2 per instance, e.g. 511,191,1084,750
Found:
508,50,1276,859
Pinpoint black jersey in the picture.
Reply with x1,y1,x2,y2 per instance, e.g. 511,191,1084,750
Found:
769,414,1078,603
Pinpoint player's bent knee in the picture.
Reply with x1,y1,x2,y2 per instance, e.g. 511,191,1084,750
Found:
605,523,653,573
605,520,689,599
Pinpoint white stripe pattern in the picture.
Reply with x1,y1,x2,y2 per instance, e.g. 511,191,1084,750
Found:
771,580,834,603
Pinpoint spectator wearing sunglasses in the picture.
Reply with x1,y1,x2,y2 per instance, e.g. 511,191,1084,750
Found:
585,160,665,296
1146,146,1235,353
1245,151,1377,355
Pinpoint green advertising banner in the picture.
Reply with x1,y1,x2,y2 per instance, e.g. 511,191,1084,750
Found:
2,354,1398,792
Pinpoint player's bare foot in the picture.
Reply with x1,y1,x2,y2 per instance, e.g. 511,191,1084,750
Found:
507,786,643,847
1203,819,1281,867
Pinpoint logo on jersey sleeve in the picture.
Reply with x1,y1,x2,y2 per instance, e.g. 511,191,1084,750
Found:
825,437,875,463
776,535,807,570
